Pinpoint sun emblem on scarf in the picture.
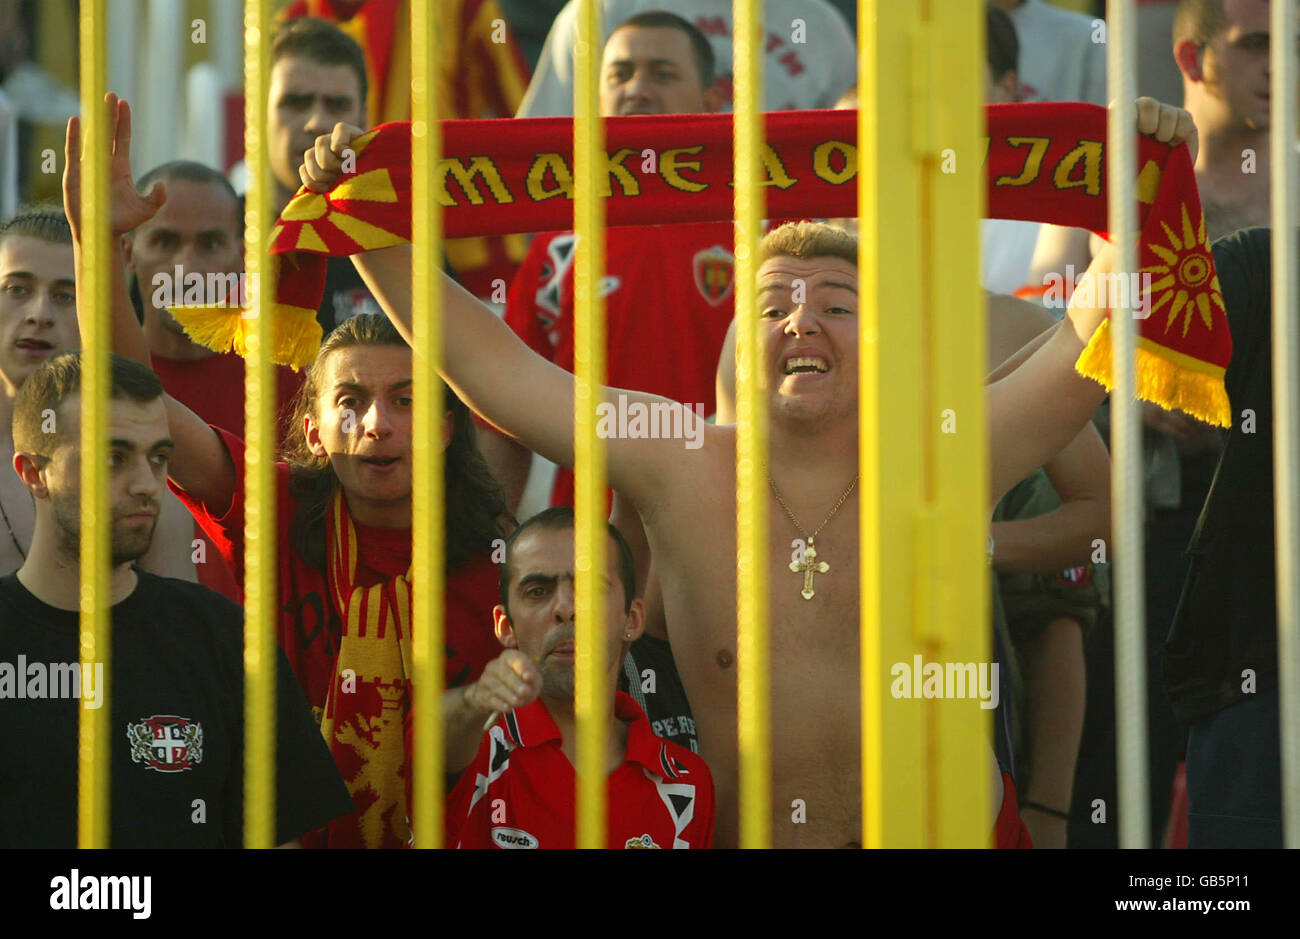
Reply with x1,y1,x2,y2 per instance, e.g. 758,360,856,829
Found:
271,129,407,255
1140,202,1226,338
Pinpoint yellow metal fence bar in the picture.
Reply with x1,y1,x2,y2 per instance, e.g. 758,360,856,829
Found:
1271,0,1300,848
410,0,447,848
733,0,769,850
928,0,988,848
242,0,276,849
76,0,111,850
1105,0,1150,850
573,0,608,850
859,0,927,848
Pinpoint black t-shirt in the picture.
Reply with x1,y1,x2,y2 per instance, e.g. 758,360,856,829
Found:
1164,227,1294,724
619,634,699,752
0,570,354,847
318,256,382,335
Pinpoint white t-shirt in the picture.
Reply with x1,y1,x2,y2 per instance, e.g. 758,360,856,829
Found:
516,0,857,117
1008,0,1108,106
981,218,1042,295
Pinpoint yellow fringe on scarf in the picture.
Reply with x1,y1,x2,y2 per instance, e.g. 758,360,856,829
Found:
1075,319,1231,428
167,301,322,370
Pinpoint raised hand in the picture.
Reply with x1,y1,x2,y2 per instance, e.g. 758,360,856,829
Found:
464,649,543,717
1134,96,1198,164
62,92,166,240
299,122,366,194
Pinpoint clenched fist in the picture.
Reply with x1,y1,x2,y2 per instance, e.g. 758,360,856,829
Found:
464,649,543,717
299,122,366,194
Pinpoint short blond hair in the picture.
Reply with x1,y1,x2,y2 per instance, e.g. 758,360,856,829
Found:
759,220,858,268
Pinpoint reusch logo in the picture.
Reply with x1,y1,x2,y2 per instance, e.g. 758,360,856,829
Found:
491,826,539,849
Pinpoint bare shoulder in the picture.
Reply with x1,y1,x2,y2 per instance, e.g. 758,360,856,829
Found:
633,421,734,528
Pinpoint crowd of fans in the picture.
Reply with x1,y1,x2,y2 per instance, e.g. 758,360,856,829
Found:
0,0,1290,850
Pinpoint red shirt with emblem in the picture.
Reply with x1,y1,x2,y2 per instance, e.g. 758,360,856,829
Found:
502,224,736,506
169,427,503,709
443,691,715,849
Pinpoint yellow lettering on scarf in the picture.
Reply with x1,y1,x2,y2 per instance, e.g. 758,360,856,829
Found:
759,144,797,189
724,144,798,191
601,148,640,197
660,146,708,193
438,156,515,206
994,136,1050,187
526,152,575,201
812,140,857,185
1052,141,1104,196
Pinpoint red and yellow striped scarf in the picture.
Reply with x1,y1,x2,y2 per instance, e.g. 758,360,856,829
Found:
172,103,1232,426
314,489,414,849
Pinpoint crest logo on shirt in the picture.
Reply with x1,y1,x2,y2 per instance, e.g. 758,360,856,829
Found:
127,715,204,773
491,826,539,849
693,246,736,306
625,834,661,849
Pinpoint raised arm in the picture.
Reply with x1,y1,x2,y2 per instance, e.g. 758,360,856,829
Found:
63,94,235,512
302,125,698,509
986,292,1110,571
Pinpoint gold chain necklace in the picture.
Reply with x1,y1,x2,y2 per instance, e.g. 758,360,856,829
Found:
767,470,859,600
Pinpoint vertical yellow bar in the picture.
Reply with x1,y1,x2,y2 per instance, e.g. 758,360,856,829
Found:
1105,0,1150,850
410,0,447,848
243,0,276,849
1270,0,1300,847
573,0,607,850
929,0,987,848
77,0,111,850
858,0,926,849
733,0,769,850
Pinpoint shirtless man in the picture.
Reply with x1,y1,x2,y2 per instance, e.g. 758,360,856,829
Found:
1173,0,1280,241
302,98,1197,847
1029,0,1281,288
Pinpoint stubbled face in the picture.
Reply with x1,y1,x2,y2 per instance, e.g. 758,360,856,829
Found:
267,56,365,192
305,344,413,509
124,178,242,332
499,526,635,701
0,236,78,391
1200,0,1279,130
757,255,859,431
599,25,712,116
38,395,172,565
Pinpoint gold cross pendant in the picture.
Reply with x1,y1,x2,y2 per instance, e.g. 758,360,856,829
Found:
789,538,830,600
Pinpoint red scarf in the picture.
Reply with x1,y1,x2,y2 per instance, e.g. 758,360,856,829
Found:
311,490,413,849
171,103,1230,425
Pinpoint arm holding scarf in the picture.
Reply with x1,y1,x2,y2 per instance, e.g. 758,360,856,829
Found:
350,239,700,511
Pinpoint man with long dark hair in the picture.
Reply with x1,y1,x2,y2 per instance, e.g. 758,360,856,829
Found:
63,98,512,849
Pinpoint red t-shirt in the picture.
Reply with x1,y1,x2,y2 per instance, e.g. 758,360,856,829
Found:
442,691,715,849
151,351,304,444
153,353,304,602
503,224,737,506
169,427,503,711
